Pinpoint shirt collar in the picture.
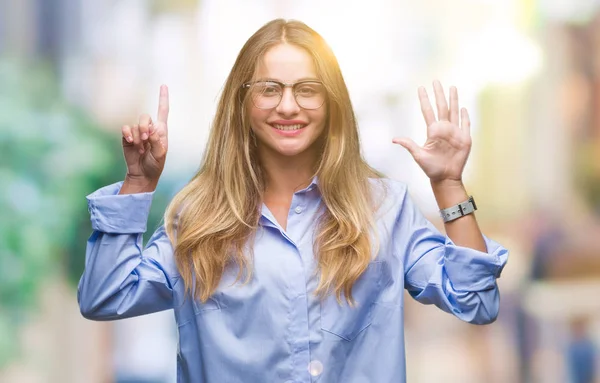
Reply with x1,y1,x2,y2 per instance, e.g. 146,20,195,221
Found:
259,176,321,227
298,175,319,194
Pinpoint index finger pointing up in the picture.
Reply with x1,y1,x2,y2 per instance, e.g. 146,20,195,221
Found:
157,85,169,123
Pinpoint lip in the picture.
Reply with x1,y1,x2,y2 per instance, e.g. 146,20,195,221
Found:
269,124,306,137
268,120,308,137
269,119,308,125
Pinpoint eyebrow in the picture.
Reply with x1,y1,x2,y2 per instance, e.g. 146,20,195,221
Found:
257,77,321,83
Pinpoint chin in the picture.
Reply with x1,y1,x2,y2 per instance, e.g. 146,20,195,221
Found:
273,145,308,157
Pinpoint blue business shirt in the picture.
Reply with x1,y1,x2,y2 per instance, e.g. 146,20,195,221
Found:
78,178,508,383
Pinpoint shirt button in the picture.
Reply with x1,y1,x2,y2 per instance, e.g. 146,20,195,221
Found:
294,206,303,214
308,360,324,376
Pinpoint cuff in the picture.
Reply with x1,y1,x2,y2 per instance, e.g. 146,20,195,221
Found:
86,182,154,234
443,235,509,292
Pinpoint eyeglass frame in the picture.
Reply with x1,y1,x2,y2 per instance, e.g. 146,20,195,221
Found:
241,79,327,110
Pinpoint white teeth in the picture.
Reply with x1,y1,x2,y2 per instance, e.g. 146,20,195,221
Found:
272,124,304,131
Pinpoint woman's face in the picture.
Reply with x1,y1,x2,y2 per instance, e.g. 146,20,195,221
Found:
247,43,327,160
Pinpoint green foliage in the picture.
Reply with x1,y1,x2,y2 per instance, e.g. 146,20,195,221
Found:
0,58,125,367
0,56,177,368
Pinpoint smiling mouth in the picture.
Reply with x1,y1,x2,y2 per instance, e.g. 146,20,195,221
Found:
271,124,306,131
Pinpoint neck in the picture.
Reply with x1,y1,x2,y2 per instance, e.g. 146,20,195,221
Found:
258,146,318,198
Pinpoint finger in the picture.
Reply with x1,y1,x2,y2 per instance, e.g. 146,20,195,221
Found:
122,125,133,144
392,137,421,159
131,124,146,154
433,80,449,121
461,108,471,136
449,86,459,125
148,129,167,160
418,87,436,127
157,85,169,124
138,113,152,141
131,124,141,146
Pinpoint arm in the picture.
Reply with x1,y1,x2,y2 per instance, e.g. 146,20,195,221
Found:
431,179,486,252
78,85,175,320
392,81,509,323
395,188,508,324
77,182,179,320
394,81,487,253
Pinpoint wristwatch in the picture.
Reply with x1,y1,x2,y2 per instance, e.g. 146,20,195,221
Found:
439,196,477,223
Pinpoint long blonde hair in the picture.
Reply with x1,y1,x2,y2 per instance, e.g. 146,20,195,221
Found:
165,19,384,304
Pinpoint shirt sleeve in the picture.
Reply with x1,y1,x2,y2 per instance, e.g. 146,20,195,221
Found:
77,182,180,321
394,187,509,324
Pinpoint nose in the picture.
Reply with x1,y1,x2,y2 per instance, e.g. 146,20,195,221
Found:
275,87,300,116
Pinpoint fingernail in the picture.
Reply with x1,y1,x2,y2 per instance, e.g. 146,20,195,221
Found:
139,148,144,154
141,133,148,140
127,136,133,143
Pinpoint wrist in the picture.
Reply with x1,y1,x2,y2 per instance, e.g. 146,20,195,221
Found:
430,179,468,209
439,196,477,223
430,178,463,189
120,174,159,194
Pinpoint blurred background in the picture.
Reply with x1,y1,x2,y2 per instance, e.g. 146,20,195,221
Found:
1,0,600,382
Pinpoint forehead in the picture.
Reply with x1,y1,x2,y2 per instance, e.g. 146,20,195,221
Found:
256,43,317,82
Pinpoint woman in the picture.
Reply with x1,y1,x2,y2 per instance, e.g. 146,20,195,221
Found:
79,19,508,383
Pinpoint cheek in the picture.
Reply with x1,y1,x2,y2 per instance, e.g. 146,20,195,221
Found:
248,107,270,128
310,109,328,131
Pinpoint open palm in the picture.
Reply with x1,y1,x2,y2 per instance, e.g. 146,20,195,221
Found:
393,80,472,182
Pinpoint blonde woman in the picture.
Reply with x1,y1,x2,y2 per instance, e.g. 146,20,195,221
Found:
79,19,508,383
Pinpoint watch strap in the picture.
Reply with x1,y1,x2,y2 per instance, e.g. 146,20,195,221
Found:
439,196,477,223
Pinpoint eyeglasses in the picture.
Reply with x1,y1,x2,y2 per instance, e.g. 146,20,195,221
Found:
242,80,326,110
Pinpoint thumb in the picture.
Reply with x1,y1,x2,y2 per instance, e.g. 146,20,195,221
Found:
148,130,167,160
392,137,421,159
